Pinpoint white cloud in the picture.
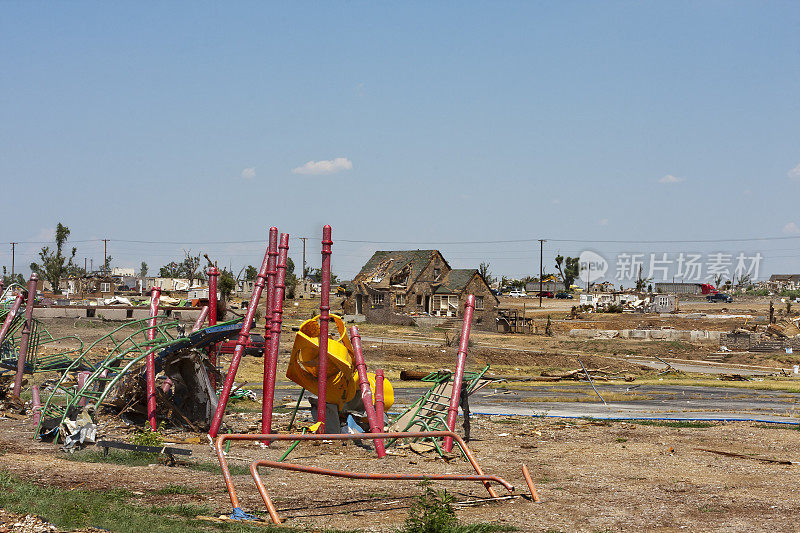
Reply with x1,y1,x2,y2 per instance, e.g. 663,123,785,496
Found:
599,218,609,226
658,174,685,184
240,167,256,179
292,157,353,175
788,163,800,182
783,222,800,235
34,227,56,241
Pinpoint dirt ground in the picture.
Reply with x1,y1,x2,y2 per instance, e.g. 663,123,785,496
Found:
2,411,800,532
6,299,800,531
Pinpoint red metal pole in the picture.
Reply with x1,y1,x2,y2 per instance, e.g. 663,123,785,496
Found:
191,305,209,332
146,286,161,430
349,326,385,457
13,273,37,398
208,238,273,439
317,225,332,431
260,228,279,438
0,292,24,348
207,267,219,389
443,294,475,452
375,369,385,432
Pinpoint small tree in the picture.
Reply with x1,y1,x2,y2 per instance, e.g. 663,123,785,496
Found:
103,254,113,273
29,222,77,295
555,255,580,292
478,262,494,284
139,261,148,279
2,266,24,288
714,274,724,290
285,258,297,299
244,265,258,281
159,262,181,278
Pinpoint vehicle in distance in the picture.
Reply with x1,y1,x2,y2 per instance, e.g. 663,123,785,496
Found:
535,291,554,298
555,292,573,299
507,289,526,298
218,333,266,356
706,293,733,303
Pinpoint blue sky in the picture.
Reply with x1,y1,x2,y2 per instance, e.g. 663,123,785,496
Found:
1,2,799,283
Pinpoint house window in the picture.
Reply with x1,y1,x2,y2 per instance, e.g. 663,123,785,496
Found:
373,293,384,305
475,296,484,310
431,294,459,317
416,294,422,306
100,282,111,292
396,293,406,306
433,268,440,279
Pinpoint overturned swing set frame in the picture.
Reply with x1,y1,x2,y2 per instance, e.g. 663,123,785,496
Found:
215,430,514,525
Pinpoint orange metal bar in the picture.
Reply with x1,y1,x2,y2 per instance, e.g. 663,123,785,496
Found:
214,430,505,521
521,464,540,502
250,459,514,524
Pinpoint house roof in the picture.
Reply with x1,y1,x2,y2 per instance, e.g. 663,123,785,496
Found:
354,250,440,286
434,269,478,293
770,274,800,282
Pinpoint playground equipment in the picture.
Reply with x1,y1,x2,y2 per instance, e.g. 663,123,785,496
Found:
285,314,395,412
215,430,515,525
0,279,84,380
35,316,242,440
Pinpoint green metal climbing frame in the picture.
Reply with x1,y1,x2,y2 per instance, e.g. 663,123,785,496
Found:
0,308,84,374
386,364,490,456
35,316,182,440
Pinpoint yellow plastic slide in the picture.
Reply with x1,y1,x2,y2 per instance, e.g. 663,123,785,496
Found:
286,314,393,410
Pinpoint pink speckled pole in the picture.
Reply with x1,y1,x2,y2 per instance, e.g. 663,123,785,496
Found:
209,237,272,439
14,273,38,398
146,286,162,430
349,326,385,457
316,225,332,431
261,232,288,441
443,294,475,452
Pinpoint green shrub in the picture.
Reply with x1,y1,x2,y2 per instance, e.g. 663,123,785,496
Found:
402,482,457,533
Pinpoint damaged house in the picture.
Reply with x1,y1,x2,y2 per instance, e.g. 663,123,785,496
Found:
341,250,498,330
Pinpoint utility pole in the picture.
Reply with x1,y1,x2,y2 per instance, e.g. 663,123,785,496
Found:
10,242,17,278
586,262,591,292
102,239,110,273
300,237,308,294
538,239,546,308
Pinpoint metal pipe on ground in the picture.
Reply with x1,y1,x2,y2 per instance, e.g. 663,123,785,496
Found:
349,326,385,457
261,231,288,441
146,286,161,430
14,274,38,398
444,294,475,452
214,430,506,523
208,237,273,439
191,306,209,332
521,464,540,502
375,369,385,432
250,460,513,525
317,225,332,431
207,267,219,389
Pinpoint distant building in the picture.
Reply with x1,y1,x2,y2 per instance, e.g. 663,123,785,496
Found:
524,280,566,293
769,274,800,291
654,282,715,295
144,277,191,292
112,267,136,277
341,250,498,329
